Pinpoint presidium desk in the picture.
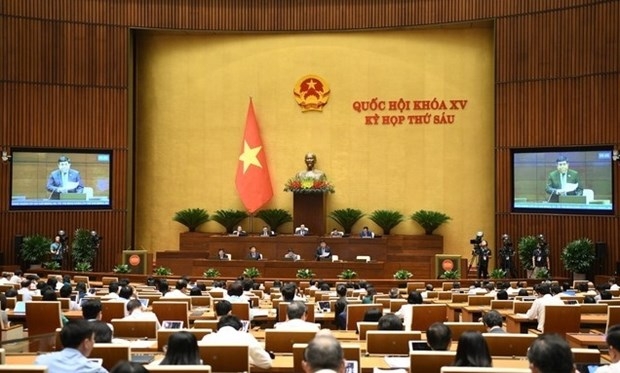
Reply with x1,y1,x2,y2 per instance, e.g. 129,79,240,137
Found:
156,233,444,279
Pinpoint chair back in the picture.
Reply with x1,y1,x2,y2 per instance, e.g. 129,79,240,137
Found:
90,343,131,371
607,306,620,333
542,305,580,336
5,297,16,310
357,321,379,340
346,303,382,330
467,295,492,306
366,330,421,355
571,347,601,364
190,296,212,308
442,282,454,291
57,298,70,311
157,328,212,351
151,301,190,326
390,299,407,312
193,319,218,330
512,301,534,314
73,275,90,286
483,333,537,356
407,282,425,294
101,276,119,285
437,291,452,300
444,322,487,341
25,301,62,337
146,366,212,372
198,344,250,372
157,297,192,310
579,303,607,314
111,319,158,339
293,343,361,373
451,293,469,303
410,350,456,373
411,304,447,331
490,300,514,310
374,297,391,309
264,329,318,353
101,301,126,323
230,302,250,321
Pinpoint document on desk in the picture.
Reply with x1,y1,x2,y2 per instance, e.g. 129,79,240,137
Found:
250,309,270,318
384,356,409,369
129,340,156,349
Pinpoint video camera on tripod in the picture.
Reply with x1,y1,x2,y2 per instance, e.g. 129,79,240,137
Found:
469,231,484,256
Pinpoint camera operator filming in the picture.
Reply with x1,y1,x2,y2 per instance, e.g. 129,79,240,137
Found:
498,234,515,278
532,234,550,278
469,231,492,279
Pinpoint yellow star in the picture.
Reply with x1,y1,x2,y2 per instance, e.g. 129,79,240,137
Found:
238,140,263,173
305,79,317,90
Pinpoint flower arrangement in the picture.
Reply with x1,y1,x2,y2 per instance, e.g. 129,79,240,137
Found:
284,176,335,193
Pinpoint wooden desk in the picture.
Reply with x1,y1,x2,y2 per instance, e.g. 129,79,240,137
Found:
566,333,607,349
445,302,467,322
505,313,608,333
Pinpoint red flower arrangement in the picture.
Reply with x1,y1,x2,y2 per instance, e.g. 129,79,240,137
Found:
283,176,335,193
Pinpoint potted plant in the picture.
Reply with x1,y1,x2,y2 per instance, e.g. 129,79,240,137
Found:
243,267,261,279
255,209,293,233
71,228,97,269
410,210,451,235
20,234,52,267
212,209,249,234
518,235,538,278
43,261,61,270
368,209,404,235
535,267,550,280
113,264,131,274
393,269,413,280
154,266,172,276
440,270,460,279
338,269,357,280
489,268,507,279
296,268,315,279
74,261,93,272
561,238,595,280
203,268,220,278
328,208,365,234
172,208,210,232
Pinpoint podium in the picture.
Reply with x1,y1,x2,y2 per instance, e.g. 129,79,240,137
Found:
293,192,327,236
122,250,148,274
433,254,462,279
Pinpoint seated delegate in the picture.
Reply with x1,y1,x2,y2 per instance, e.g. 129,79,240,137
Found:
360,226,375,238
315,240,332,260
294,224,309,236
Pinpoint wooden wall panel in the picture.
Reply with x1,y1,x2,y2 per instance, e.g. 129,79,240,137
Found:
0,0,618,279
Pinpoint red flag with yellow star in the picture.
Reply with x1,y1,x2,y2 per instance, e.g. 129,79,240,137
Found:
235,99,273,213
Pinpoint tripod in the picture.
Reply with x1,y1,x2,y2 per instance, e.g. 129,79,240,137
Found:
467,252,479,277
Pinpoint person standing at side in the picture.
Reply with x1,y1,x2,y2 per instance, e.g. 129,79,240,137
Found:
477,240,491,279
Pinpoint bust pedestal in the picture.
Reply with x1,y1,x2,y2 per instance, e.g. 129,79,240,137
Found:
293,192,327,236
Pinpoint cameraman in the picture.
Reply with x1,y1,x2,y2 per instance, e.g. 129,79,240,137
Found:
477,240,492,279
532,234,550,278
469,232,484,275
498,234,515,278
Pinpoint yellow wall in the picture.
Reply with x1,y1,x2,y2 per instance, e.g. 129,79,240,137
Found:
135,26,495,260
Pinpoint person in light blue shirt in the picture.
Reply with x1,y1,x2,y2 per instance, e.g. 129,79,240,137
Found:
35,319,108,373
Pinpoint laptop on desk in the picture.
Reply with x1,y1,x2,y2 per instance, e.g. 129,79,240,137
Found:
13,301,26,314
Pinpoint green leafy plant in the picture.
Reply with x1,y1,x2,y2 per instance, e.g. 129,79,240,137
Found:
71,228,97,268
153,266,172,276
74,261,93,272
296,268,315,279
410,210,451,235
393,269,413,280
369,209,404,235
518,235,538,271
338,269,357,279
561,238,595,274
113,264,131,274
440,270,460,279
255,209,293,233
243,267,261,279
212,209,249,234
203,268,221,278
43,261,61,270
489,268,507,279
328,208,365,234
20,234,52,264
535,267,550,280
172,208,210,232
284,176,335,193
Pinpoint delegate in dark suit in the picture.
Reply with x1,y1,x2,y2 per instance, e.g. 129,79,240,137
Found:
315,241,332,260
545,156,583,202
47,169,84,197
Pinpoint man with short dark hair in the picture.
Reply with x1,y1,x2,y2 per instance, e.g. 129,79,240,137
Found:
334,284,348,329
482,310,505,333
527,333,574,373
82,299,103,321
377,313,403,331
281,282,299,302
595,324,620,372
200,314,272,369
274,301,320,331
215,299,232,317
164,279,189,297
426,322,451,350
521,283,564,332
302,335,345,373
35,319,108,373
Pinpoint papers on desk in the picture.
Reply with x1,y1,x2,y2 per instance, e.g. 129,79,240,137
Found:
250,309,270,318
129,340,157,349
384,356,409,369
558,183,579,193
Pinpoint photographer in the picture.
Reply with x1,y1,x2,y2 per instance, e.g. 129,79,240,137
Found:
469,232,484,276
498,234,515,278
532,234,550,278
477,240,492,279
